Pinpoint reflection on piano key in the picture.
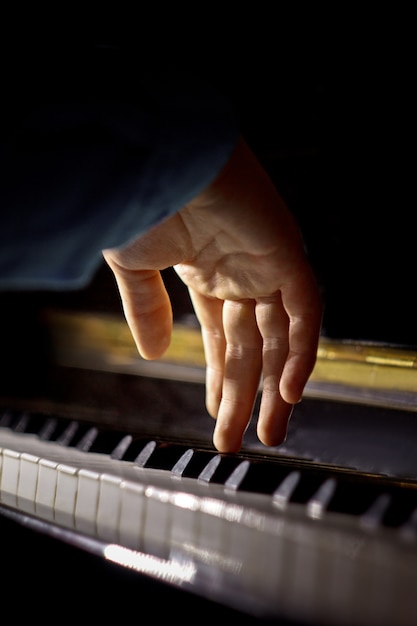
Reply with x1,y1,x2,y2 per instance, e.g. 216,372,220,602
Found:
198,496,228,568
282,519,321,621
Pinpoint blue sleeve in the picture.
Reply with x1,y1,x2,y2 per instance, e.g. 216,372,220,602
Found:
0,44,239,290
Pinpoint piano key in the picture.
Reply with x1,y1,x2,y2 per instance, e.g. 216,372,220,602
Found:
13,412,30,432
134,440,156,467
74,468,100,536
171,448,193,476
0,448,20,507
306,477,337,519
170,490,200,552
360,493,391,530
55,420,79,446
221,502,259,592
118,479,146,550
76,426,98,452
400,506,417,541
224,460,250,491
198,454,221,483
110,434,132,460
142,485,172,558
35,457,59,521
202,500,253,603
38,416,58,440
54,463,79,528
272,470,301,510
96,472,123,543
198,496,228,560
283,519,324,621
17,452,40,514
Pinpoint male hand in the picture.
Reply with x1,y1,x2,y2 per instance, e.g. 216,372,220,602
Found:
103,137,322,453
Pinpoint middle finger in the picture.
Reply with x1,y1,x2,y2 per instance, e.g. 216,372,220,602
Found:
213,299,263,453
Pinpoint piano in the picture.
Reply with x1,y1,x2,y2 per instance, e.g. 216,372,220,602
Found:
1,36,415,626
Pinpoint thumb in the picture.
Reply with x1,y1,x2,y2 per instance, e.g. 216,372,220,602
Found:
104,259,173,359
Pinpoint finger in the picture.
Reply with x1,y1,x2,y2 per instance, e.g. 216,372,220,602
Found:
255,294,294,447
188,288,225,418
279,270,323,404
213,299,263,453
103,256,173,359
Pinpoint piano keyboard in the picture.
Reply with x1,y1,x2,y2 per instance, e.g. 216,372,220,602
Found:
2,407,417,625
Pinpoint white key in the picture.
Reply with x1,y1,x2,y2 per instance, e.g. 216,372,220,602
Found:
198,496,228,560
0,448,20,507
35,458,58,521
119,480,146,550
75,468,100,536
170,490,200,555
225,505,261,600
0,447,3,490
17,452,40,514
96,473,123,543
54,463,79,528
143,485,172,558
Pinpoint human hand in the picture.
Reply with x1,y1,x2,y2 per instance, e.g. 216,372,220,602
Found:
103,136,322,453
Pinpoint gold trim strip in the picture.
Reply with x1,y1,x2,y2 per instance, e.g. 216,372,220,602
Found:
42,309,417,411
